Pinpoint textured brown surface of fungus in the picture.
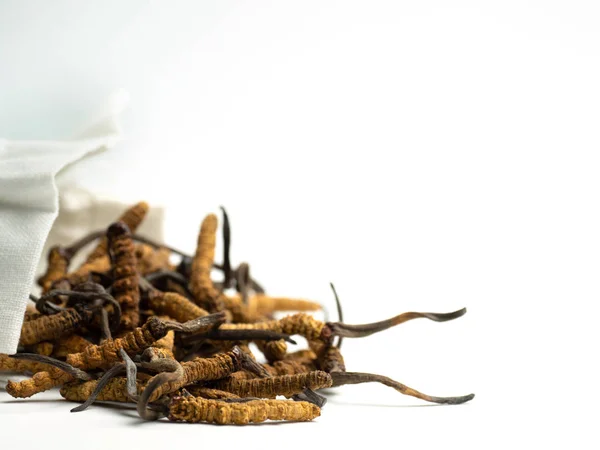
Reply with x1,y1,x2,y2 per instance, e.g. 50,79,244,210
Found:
168,396,321,424
209,370,332,399
189,214,224,313
108,222,141,331
4,202,473,425
19,308,92,347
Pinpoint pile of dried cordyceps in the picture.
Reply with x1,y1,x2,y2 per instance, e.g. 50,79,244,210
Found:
1,202,473,424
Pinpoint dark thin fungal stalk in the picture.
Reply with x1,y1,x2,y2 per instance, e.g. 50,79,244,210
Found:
30,294,63,315
120,349,139,401
293,388,328,408
10,354,91,381
70,363,126,412
328,308,467,339
236,262,251,304
330,282,344,348
220,206,232,289
137,359,184,421
100,308,112,341
144,270,194,298
330,372,475,405
160,312,227,334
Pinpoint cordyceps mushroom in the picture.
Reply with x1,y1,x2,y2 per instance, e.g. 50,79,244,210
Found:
107,221,142,331
329,372,475,405
5,354,92,398
66,202,150,286
215,308,467,344
207,370,333,399
167,394,321,425
189,213,225,313
5,201,474,426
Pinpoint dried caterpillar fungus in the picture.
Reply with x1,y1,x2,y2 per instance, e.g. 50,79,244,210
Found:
68,202,149,284
189,214,224,313
108,222,141,330
3,202,473,425
209,371,332,399
168,396,321,425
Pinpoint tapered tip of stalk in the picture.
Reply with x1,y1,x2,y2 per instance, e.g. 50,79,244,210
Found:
294,388,328,408
430,393,475,405
427,308,467,322
329,307,468,339
181,311,227,332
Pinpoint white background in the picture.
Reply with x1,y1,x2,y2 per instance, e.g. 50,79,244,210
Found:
1,1,599,448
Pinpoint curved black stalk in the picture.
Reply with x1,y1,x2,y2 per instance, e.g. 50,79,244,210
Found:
144,270,195,299
137,359,184,421
236,263,251,304
119,349,139,401
71,363,125,412
37,289,122,330
330,283,344,348
30,294,64,315
220,206,233,289
293,388,328,407
330,372,474,405
328,308,467,338
162,312,227,334
99,308,112,341
11,353,92,381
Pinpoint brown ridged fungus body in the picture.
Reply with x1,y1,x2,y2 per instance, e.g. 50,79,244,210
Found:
38,247,71,293
60,377,146,403
107,222,141,330
147,291,208,323
168,396,321,424
189,214,224,313
19,308,92,347
209,371,332,398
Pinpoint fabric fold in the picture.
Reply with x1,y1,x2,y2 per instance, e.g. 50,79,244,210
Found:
0,90,129,354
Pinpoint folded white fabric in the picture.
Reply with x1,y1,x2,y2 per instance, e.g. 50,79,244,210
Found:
0,90,133,354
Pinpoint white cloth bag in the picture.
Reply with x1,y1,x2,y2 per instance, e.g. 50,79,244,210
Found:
0,91,164,354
